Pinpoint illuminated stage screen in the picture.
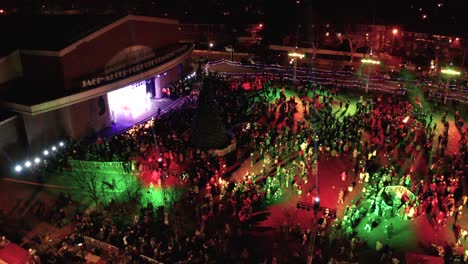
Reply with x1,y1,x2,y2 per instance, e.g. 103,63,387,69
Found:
107,82,150,121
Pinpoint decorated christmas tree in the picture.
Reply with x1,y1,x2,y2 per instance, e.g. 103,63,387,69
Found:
190,75,229,149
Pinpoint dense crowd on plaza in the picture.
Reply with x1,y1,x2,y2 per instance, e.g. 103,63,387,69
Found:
18,69,468,263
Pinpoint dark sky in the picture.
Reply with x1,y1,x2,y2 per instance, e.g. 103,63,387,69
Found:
265,0,468,25
2,0,468,27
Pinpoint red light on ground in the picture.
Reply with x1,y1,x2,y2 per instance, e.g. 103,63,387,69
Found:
455,37,460,41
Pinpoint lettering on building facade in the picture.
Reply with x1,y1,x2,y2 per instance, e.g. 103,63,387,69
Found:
80,44,189,89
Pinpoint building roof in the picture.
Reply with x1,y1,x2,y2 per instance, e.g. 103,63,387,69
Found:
0,109,16,123
0,43,194,108
0,15,122,57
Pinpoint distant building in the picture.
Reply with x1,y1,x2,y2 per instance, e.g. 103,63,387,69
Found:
282,23,466,70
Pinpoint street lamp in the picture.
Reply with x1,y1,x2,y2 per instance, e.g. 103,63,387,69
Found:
441,67,461,104
288,52,305,81
391,28,398,55
209,42,214,61
361,58,381,94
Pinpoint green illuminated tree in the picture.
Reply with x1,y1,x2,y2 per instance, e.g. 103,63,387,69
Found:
73,171,105,206
118,173,142,203
190,75,229,149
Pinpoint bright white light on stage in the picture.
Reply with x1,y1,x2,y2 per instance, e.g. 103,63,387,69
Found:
34,157,41,164
25,161,32,168
108,82,148,120
314,197,320,203
164,72,167,76
43,150,49,156
52,146,57,151
15,165,22,172
59,141,64,147
403,116,409,124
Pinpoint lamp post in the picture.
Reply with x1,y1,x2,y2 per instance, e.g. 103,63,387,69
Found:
288,51,305,82
361,58,381,94
209,42,214,61
391,28,398,55
440,67,461,104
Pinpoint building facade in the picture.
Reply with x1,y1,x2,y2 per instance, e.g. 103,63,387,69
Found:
0,15,193,168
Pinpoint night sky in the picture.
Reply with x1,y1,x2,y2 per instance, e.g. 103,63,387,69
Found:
2,0,468,29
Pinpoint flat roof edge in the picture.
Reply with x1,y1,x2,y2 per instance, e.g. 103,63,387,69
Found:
26,45,193,115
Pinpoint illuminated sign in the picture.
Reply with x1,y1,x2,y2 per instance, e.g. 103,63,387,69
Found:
288,52,305,59
80,45,190,88
361,58,381,65
441,68,461,76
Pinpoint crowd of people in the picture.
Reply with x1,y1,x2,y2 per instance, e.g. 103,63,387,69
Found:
19,69,468,263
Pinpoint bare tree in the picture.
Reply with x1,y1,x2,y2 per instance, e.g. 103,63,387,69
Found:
118,173,142,202
73,170,105,206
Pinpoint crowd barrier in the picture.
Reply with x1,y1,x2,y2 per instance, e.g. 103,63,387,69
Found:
83,236,119,255
140,255,164,264
69,160,129,173
83,236,165,263
208,139,237,157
